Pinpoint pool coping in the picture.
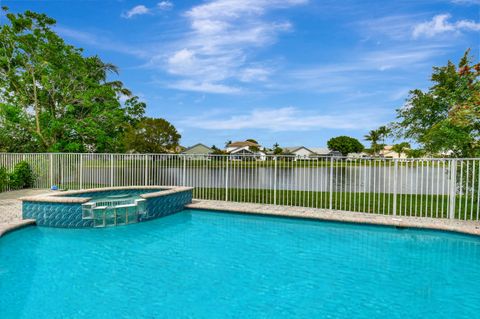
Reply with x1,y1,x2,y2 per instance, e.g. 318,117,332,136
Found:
19,186,194,204
0,219,36,238
186,200,480,237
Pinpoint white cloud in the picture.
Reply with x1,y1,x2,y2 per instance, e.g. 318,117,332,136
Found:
413,14,480,38
451,0,480,4
122,5,150,19
186,0,307,20
154,0,307,93
180,106,385,132
168,80,241,94
56,26,147,58
357,14,424,41
158,1,174,10
238,67,271,82
286,44,447,93
363,46,447,70
167,49,196,73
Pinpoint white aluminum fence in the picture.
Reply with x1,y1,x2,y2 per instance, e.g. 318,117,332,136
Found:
1,153,479,220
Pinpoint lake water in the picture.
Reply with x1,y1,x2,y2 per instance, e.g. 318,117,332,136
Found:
61,166,451,195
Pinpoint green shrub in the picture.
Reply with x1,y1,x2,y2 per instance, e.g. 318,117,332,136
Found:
9,161,35,190
0,167,9,192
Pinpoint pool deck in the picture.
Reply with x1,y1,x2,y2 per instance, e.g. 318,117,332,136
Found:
0,189,51,237
186,200,480,236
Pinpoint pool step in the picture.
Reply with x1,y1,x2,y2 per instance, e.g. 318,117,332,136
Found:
82,199,147,228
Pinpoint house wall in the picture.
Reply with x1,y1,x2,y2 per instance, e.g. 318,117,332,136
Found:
183,145,212,154
293,148,314,159
226,146,239,153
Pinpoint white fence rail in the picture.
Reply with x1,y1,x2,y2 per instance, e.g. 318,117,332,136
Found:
1,153,479,220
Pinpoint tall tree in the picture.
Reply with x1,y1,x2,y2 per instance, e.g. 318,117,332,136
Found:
393,49,479,157
123,118,180,153
272,142,283,155
0,8,145,152
391,142,410,156
377,125,391,146
364,130,381,155
327,136,364,156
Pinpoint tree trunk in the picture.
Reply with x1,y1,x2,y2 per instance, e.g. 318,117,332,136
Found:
30,69,48,148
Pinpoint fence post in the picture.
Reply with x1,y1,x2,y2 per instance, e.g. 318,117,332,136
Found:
144,155,148,186
392,160,398,216
49,153,53,187
182,155,187,186
110,154,114,187
79,154,83,190
225,156,229,201
274,156,277,205
329,157,334,210
449,159,457,219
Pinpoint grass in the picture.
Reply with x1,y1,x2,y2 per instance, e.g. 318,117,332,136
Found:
193,188,479,220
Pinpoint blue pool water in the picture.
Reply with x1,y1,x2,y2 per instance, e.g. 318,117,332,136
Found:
1,210,480,318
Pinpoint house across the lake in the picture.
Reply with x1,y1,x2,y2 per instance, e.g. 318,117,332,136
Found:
309,147,342,157
181,143,213,159
283,146,341,159
226,140,266,160
347,152,370,158
282,146,315,159
225,141,261,153
379,145,407,159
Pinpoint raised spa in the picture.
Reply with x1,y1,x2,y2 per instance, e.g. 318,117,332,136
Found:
20,186,193,228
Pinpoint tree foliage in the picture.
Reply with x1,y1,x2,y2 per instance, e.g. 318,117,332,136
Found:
393,49,479,157
0,8,146,152
9,161,34,189
391,142,410,155
272,142,283,155
377,125,391,145
327,136,364,156
0,167,9,192
406,149,425,158
364,130,382,155
123,118,180,153
0,161,35,190
211,146,226,155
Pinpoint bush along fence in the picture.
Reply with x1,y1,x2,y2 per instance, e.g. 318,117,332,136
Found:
0,153,479,221
0,160,35,192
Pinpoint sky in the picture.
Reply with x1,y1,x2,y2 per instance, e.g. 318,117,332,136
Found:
1,0,479,149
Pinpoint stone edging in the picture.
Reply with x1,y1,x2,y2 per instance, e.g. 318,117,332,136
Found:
19,186,193,204
0,220,36,238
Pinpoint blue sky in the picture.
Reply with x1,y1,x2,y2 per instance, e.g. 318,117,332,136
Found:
2,0,479,149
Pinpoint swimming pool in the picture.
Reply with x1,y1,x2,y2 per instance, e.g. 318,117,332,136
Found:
1,209,479,318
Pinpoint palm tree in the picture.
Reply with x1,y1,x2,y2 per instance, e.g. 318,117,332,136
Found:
377,125,391,146
392,142,410,156
364,130,381,155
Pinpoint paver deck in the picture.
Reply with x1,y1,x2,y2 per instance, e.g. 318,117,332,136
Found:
0,189,50,237
186,200,480,236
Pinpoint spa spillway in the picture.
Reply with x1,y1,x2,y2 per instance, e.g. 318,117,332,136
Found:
81,194,148,227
